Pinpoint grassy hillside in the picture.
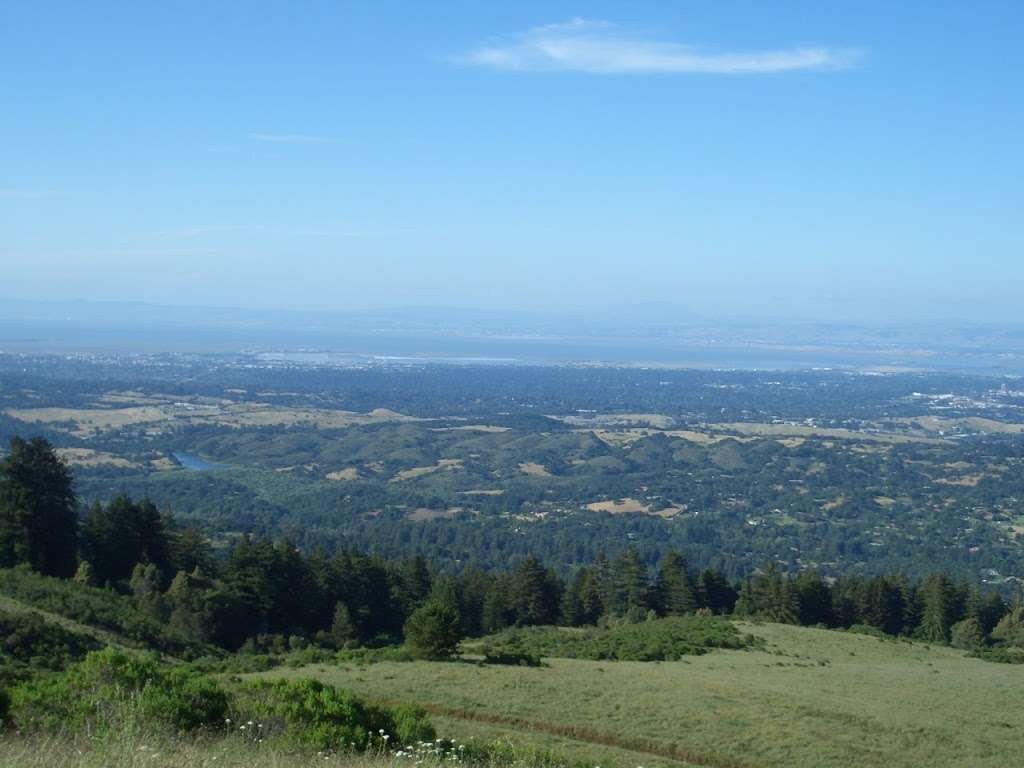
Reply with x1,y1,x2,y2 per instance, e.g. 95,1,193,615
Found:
247,622,1024,768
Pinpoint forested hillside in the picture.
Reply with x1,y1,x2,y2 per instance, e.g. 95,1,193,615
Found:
4,353,1024,583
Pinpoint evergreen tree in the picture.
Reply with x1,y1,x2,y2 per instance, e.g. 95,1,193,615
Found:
561,566,603,626
0,437,78,577
654,552,697,616
991,598,1024,647
511,555,561,625
736,563,799,624
974,590,1008,636
453,567,493,637
481,580,514,633
607,547,650,616
404,584,463,660
917,573,956,643
330,601,357,647
695,568,737,614
82,495,172,585
860,576,905,635
793,571,835,627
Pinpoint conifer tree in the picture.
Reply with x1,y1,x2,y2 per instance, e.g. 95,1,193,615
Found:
404,584,463,660
0,437,78,577
655,552,697,616
562,566,603,626
918,573,955,643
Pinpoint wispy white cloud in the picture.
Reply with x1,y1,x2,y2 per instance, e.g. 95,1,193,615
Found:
248,132,327,144
457,19,862,75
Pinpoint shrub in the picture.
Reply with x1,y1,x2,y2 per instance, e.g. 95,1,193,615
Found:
971,645,1024,664
481,616,759,662
391,703,436,744
404,596,463,660
234,678,396,751
847,624,888,639
481,649,543,667
950,617,986,651
0,568,214,659
10,648,228,734
0,608,101,684
991,604,1024,647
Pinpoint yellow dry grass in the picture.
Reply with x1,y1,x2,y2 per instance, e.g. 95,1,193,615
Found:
584,498,683,517
6,399,421,438
585,498,649,514
518,462,552,477
8,406,167,437
430,425,510,433
710,422,943,445
554,413,675,429
54,448,139,469
326,467,360,481
391,459,463,482
822,496,846,512
407,507,462,522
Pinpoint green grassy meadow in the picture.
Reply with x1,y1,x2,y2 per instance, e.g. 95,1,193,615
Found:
0,736,425,768
248,622,1024,768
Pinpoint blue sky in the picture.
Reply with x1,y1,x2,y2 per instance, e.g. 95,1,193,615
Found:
2,2,1022,321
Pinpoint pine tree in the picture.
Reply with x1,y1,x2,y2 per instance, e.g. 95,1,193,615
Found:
991,598,1024,647
737,563,798,623
481,581,513,633
0,437,78,577
696,568,736,614
860,576,904,635
975,590,1008,636
562,566,603,626
917,573,955,643
404,584,463,660
655,552,697,616
607,547,649,616
331,601,357,647
793,570,834,627
512,555,561,625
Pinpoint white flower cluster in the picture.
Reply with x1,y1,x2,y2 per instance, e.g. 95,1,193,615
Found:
394,738,468,765
226,717,264,744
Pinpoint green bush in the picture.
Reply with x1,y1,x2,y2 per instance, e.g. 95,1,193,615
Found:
234,678,395,751
0,608,101,684
950,617,986,651
0,568,214,659
391,703,436,745
404,595,463,660
234,678,435,751
970,645,1024,664
0,687,10,724
481,616,758,662
10,648,228,734
847,624,888,638
481,649,544,667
